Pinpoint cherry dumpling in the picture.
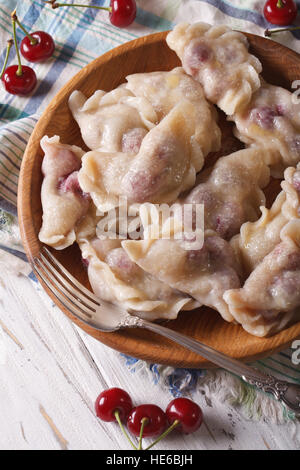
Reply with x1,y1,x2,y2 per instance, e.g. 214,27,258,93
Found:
166,22,262,115
38,135,90,249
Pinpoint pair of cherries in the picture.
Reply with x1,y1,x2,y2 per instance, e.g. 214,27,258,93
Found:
0,11,55,96
1,1,136,96
95,387,203,450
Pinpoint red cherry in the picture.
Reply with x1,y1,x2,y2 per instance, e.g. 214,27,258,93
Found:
95,387,133,422
127,404,167,437
1,65,37,96
264,0,297,26
109,0,137,27
20,31,55,62
166,397,203,434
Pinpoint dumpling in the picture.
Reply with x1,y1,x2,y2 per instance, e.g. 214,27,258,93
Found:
166,23,262,115
125,67,221,155
69,86,157,151
122,206,241,322
123,234,241,322
231,81,300,177
230,163,300,275
120,99,210,199
75,211,194,321
78,96,219,212
38,135,90,250
181,147,271,240
224,220,300,337
230,192,287,277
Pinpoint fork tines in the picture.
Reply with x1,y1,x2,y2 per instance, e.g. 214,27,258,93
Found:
32,246,100,322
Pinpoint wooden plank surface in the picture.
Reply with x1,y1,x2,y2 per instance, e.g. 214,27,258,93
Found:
0,269,298,450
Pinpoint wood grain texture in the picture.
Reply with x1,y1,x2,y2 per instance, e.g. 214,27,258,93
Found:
2,271,297,450
18,31,300,368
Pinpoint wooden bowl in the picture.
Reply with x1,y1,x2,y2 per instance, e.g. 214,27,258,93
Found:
18,31,300,368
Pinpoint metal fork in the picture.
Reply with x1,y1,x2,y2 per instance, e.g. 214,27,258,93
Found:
31,246,300,416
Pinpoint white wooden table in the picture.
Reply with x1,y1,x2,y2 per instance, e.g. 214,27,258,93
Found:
0,267,299,450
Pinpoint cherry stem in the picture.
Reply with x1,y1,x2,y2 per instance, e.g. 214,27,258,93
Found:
144,420,180,451
13,14,38,45
11,11,22,76
45,1,112,12
138,417,148,450
277,0,284,8
0,39,13,79
265,26,300,36
114,410,138,450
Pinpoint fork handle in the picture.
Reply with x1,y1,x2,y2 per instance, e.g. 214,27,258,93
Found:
141,319,300,415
